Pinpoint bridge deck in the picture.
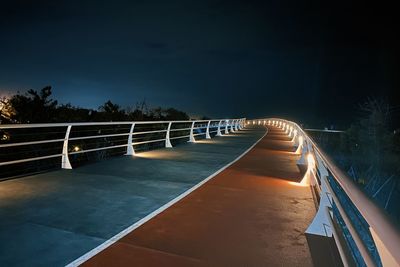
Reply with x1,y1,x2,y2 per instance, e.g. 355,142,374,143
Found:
83,126,315,266
0,127,265,266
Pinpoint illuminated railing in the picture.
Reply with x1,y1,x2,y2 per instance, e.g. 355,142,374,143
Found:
249,119,400,267
0,118,245,171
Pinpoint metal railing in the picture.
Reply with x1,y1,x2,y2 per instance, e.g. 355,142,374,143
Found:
0,118,245,171
249,119,400,267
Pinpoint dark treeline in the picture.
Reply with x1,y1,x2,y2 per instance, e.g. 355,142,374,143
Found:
309,98,400,223
0,86,190,124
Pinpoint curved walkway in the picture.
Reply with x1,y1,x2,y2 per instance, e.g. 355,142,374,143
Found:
83,126,315,266
0,126,265,267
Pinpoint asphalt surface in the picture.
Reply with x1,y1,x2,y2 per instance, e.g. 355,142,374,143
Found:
83,125,315,266
0,127,265,267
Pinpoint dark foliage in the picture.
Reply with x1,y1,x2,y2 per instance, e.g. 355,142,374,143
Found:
0,86,191,123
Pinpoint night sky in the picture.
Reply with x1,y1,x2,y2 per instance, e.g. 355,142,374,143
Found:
0,1,399,127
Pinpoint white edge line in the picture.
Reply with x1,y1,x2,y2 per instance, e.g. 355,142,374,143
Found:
65,126,268,267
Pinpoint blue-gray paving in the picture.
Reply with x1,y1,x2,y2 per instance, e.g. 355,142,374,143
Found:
0,127,265,267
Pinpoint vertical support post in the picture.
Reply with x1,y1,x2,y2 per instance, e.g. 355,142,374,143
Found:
297,138,309,166
225,120,229,134
235,119,239,131
230,120,235,132
126,123,136,155
165,122,173,148
295,135,304,154
206,120,211,139
291,129,298,142
61,125,72,169
188,121,196,142
216,120,223,136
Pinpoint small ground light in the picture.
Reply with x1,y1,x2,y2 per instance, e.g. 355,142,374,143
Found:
1,133,10,141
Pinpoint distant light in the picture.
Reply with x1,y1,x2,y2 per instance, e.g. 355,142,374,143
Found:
73,146,80,152
1,133,10,141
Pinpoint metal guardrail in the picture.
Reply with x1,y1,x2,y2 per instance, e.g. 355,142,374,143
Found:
250,119,400,267
0,118,245,170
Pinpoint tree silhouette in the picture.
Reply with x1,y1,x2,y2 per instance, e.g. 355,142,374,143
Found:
98,100,126,121
2,87,192,123
8,86,58,123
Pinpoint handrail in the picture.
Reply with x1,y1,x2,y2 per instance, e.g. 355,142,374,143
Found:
294,119,400,266
249,118,400,267
0,118,246,171
0,119,230,129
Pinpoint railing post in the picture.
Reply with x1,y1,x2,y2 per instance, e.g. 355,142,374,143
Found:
188,121,196,142
165,122,173,148
235,119,239,131
297,138,308,166
225,120,229,134
230,120,235,132
305,174,338,267
61,125,72,169
126,123,136,155
206,120,211,139
295,135,304,154
216,120,223,136
291,129,298,142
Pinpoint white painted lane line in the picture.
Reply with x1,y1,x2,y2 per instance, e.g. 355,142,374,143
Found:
66,127,268,267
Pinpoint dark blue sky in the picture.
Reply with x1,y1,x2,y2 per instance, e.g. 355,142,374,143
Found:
0,0,398,126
